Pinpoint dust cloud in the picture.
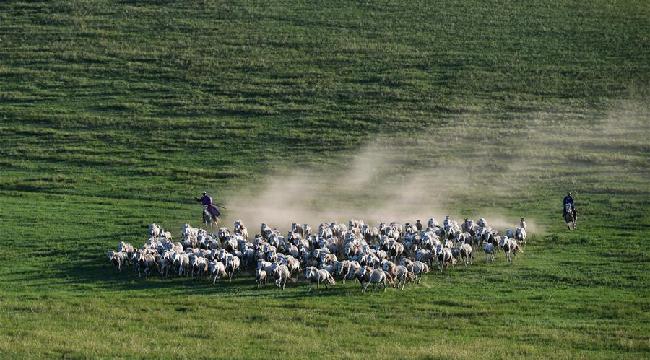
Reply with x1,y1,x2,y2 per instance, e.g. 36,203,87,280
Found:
222,128,532,233
221,101,648,234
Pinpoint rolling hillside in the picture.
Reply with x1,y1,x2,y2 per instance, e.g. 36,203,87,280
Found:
0,1,649,358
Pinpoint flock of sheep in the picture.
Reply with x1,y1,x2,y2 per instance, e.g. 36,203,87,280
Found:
108,216,527,292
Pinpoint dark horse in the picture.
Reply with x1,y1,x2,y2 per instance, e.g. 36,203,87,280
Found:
203,205,220,229
563,203,577,230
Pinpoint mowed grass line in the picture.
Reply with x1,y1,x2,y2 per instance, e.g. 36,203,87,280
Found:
0,0,649,358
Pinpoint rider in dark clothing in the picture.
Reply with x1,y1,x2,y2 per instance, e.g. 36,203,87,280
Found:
563,192,575,218
196,192,220,220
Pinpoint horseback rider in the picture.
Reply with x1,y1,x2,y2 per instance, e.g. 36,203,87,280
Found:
196,191,220,221
563,192,576,219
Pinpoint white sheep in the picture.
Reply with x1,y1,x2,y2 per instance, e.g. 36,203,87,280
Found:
411,261,429,283
255,268,267,288
208,261,227,284
273,264,290,290
358,267,388,293
460,243,473,267
148,223,161,239
304,266,335,289
225,254,240,281
108,250,127,272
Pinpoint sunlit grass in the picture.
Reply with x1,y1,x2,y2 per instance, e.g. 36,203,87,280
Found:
0,0,649,358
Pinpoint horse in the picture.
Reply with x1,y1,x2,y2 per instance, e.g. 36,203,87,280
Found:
563,204,577,230
203,206,219,229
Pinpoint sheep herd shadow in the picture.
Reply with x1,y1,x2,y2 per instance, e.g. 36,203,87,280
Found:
53,255,365,299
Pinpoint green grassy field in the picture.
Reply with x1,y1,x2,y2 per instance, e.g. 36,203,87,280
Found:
1,1,649,358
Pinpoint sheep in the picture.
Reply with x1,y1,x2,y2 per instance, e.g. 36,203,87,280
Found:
181,224,198,241
483,243,496,262
358,267,388,293
148,223,161,239
515,225,527,244
115,216,530,291
174,252,190,276
285,255,301,276
191,256,208,279
108,250,127,272
208,261,227,284
411,261,429,283
273,264,290,290
461,218,476,235
335,260,360,284
234,219,249,240
225,254,240,281
394,265,411,290
438,247,456,272
304,267,335,289
117,242,135,260
459,243,473,267
500,237,522,263
255,268,267,288
519,217,527,231
135,251,157,278
415,249,433,265
158,251,175,277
